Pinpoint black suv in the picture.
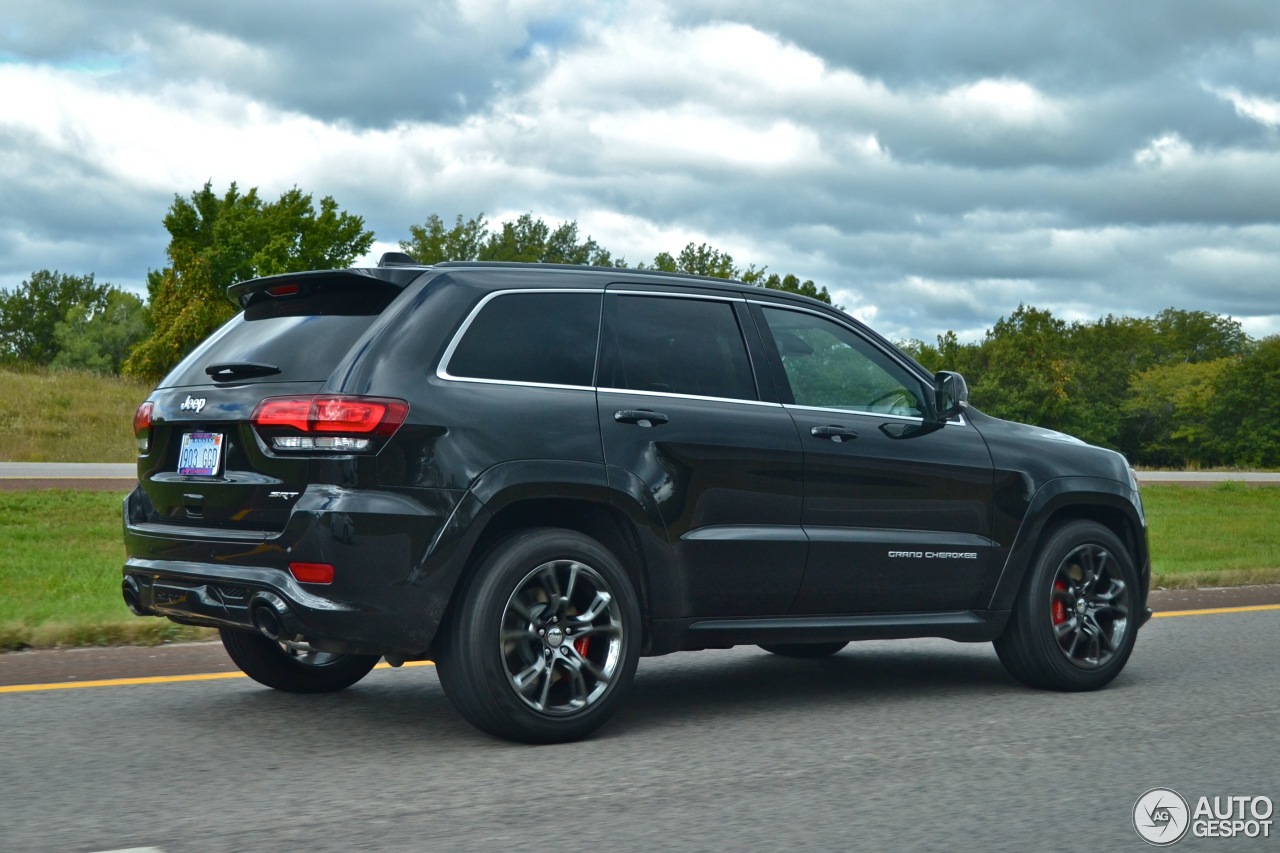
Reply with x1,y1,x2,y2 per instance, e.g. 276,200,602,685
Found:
123,258,1151,742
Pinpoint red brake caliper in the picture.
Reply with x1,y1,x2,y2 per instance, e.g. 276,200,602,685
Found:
573,636,590,657
1052,579,1068,625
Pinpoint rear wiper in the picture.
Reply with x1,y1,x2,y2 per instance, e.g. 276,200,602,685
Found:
205,362,282,382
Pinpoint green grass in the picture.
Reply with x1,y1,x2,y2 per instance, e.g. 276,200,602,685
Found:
0,367,152,462
1143,482,1280,588
0,484,1276,650
0,490,211,650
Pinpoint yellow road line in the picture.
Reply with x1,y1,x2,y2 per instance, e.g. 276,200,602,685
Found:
4,608,1279,695
0,659,433,694
1151,603,1280,618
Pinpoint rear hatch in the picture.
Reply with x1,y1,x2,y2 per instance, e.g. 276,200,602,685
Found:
133,270,412,534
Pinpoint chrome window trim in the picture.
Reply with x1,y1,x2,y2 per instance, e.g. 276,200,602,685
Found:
436,288,605,385
597,386,783,408
783,403,967,427
437,376,597,393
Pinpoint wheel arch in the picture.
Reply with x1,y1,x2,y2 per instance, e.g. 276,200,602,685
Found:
439,460,676,655
985,477,1149,613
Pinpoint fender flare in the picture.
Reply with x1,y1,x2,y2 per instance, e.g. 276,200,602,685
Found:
983,476,1148,612
415,459,677,647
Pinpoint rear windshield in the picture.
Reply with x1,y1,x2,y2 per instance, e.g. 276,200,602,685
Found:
157,287,396,388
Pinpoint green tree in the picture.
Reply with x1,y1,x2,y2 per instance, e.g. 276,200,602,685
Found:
1061,314,1160,448
402,212,621,266
125,182,374,380
479,214,619,266
1210,336,1280,467
967,305,1074,429
1152,308,1249,364
0,270,111,364
401,213,489,263
51,290,151,375
1123,358,1234,467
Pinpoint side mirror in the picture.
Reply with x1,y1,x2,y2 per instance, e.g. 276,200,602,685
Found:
934,371,968,421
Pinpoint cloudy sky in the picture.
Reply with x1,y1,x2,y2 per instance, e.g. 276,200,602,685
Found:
2,0,1278,344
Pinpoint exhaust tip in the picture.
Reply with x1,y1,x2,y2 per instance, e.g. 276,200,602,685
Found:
121,577,148,616
249,591,298,641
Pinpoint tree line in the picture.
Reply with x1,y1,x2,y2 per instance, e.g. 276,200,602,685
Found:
1,181,1275,467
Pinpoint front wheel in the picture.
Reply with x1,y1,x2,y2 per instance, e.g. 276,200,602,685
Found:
994,520,1139,691
436,528,641,743
220,629,379,693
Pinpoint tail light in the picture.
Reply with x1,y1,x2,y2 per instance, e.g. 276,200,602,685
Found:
251,395,408,452
133,401,154,454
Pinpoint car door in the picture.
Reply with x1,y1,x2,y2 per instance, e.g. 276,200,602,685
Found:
597,288,807,617
751,302,996,614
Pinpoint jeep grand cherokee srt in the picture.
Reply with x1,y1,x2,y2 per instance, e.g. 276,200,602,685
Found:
123,257,1152,743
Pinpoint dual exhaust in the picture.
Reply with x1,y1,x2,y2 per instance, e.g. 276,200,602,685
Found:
120,578,301,642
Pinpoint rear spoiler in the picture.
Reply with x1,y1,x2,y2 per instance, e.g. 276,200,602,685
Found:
227,267,428,309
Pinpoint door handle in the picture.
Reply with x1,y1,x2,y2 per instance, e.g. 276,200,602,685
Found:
614,409,669,427
811,425,857,443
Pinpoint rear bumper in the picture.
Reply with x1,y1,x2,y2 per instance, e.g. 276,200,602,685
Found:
122,482,472,656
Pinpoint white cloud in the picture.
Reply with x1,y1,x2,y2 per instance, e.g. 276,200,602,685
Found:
1,0,1279,345
1211,86,1280,128
1134,133,1194,168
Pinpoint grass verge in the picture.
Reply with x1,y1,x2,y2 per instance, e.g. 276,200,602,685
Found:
1142,481,1280,588
0,367,151,462
0,490,213,650
0,483,1277,651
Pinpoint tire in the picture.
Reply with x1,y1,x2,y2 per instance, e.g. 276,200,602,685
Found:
435,528,641,744
759,642,848,658
219,628,379,693
994,520,1139,691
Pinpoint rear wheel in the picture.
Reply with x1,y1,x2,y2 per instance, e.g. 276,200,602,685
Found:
994,520,1138,691
219,629,379,693
436,528,641,743
758,642,848,658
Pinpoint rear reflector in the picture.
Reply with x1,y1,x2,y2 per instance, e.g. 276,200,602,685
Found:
289,562,335,584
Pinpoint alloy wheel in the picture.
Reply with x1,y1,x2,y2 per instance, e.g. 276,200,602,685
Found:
500,559,625,716
1049,543,1132,669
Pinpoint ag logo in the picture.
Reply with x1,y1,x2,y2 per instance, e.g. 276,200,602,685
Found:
1134,788,1190,845
179,396,207,414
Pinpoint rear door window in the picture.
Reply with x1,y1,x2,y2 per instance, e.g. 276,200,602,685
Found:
600,294,758,401
443,291,602,387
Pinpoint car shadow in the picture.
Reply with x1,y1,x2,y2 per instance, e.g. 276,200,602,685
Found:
167,641,1041,750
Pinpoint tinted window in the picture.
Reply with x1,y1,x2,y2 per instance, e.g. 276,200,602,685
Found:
603,295,757,401
760,306,926,416
447,292,601,387
158,286,398,388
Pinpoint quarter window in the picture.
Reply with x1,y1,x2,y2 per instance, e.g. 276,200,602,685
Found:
760,306,926,416
447,292,601,387
602,295,758,401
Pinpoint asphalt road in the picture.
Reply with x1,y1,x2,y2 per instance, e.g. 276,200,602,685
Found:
2,607,1277,852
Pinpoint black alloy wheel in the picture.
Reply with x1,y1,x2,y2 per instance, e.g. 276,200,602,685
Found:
436,528,641,743
994,520,1139,691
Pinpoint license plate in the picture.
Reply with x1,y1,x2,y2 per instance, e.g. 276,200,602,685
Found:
177,432,224,476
